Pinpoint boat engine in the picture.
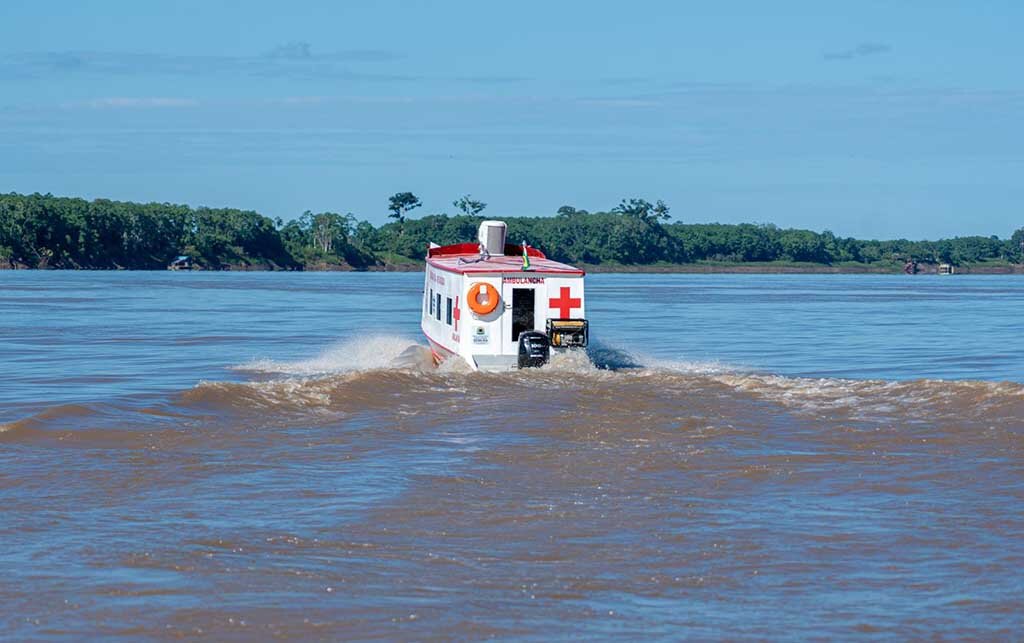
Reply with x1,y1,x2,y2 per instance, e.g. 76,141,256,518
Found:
517,331,550,368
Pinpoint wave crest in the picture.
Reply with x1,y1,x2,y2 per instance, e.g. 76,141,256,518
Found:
234,335,433,376
714,373,1024,424
8,335,1023,438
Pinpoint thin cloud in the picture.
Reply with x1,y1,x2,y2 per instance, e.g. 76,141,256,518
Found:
261,41,399,63
824,43,892,61
577,97,663,109
264,41,313,60
68,97,201,109
453,75,531,85
0,44,406,81
599,76,651,87
270,96,327,105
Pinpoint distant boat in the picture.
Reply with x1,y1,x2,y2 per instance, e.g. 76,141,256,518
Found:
938,263,956,275
421,221,589,371
168,255,193,271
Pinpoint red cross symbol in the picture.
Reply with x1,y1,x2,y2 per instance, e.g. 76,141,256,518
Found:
453,297,460,330
549,286,581,319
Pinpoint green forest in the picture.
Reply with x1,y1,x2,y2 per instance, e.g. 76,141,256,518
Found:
2,191,1022,271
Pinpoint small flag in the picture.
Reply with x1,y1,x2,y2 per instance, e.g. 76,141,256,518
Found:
521,240,531,271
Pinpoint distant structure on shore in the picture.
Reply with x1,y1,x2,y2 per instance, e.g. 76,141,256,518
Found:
168,255,193,271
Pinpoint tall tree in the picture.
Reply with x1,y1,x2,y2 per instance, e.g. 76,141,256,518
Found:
1011,227,1024,263
613,198,671,222
453,194,487,216
387,192,421,223
385,192,421,265
307,212,354,254
653,199,671,221
612,198,654,220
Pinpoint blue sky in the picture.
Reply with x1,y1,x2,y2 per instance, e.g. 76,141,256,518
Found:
1,0,1021,238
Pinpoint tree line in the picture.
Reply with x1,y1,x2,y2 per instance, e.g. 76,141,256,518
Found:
1,191,1022,270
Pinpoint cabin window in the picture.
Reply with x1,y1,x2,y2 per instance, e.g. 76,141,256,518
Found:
435,293,442,321
429,289,434,316
446,297,453,325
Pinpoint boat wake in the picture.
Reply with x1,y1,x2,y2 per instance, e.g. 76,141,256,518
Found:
711,372,1024,426
234,335,663,377
4,335,1023,444
234,335,436,376
204,336,1024,429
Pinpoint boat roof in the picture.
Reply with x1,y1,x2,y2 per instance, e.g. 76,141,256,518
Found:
426,242,585,276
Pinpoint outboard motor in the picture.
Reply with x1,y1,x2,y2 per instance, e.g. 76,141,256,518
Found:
517,331,550,368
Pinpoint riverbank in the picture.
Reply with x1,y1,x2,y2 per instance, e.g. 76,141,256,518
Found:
6,193,1024,273
5,259,1024,274
251,258,1024,275
580,261,1024,275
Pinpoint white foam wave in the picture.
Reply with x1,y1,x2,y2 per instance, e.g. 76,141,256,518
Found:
644,356,742,376
528,347,593,374
235,335,433,376
711,372,1024,422
584,340,743,376
209,335,1024,426
236,334,738,381
236,333,995,422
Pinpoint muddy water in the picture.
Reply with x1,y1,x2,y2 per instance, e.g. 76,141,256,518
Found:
1,272,1023,639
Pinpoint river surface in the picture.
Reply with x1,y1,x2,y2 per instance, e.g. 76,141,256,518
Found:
1,272,1022,639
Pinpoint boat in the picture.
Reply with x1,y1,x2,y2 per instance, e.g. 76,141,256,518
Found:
167,255,193,270
421,220,589,371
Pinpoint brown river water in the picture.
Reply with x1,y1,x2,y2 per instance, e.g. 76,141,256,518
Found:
1,272,1023,639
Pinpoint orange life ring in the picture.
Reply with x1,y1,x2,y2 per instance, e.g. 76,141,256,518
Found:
467,282,500,315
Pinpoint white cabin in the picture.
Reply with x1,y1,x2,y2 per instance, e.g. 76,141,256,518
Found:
421,221,588,371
